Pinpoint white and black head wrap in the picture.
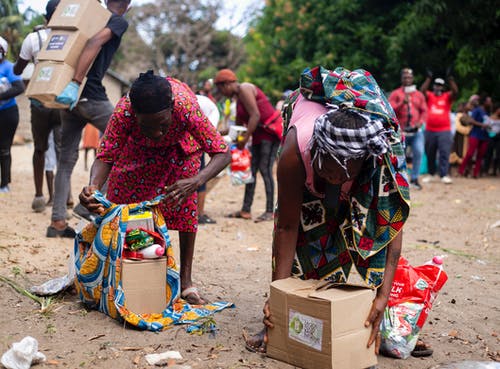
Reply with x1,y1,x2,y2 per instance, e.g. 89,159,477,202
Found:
310,104,391,177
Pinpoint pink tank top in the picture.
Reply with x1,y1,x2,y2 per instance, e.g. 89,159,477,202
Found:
288,94,328,197
236,85,279,144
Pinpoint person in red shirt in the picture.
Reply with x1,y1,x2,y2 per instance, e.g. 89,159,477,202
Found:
420,73,458,184
389,68,427,190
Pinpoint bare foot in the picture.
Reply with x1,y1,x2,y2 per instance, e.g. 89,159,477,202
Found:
243,327,267,353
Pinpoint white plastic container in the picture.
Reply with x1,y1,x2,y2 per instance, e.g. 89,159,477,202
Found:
228,126,247,142
137,244,165,259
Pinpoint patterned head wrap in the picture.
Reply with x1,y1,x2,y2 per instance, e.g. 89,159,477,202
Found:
299,66,400,131
311,104,391,175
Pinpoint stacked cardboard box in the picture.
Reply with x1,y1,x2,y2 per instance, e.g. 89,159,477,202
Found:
267,278,378,369
26,0,111,108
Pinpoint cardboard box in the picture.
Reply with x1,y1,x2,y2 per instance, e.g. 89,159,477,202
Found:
25,61,86,109
267,278,377,369
37,30,88,68
47,0,111,39
121,257,167,314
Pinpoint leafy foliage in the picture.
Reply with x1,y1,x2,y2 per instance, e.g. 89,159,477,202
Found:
0,0,23,59
243,0,499,101
129,0,245,86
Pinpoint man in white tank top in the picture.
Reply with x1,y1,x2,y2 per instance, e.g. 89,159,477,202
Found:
14,0,63,214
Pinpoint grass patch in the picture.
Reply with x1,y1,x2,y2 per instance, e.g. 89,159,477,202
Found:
0,274,57,314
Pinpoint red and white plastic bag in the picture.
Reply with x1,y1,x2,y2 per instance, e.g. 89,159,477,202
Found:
380,256,448,359
229,147,254,185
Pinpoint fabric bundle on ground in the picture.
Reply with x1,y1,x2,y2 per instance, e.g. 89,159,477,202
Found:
74,191,233,332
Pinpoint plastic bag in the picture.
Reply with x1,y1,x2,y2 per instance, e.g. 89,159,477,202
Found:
229,147,254,185
1,336,46,369
380,256,448,359
30,246,76,295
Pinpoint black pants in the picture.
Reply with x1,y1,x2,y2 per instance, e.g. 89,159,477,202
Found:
242,139,279,213
0,105,19,187
483,134,500,175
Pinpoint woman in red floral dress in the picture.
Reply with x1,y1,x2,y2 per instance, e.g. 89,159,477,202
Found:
79,71,230,305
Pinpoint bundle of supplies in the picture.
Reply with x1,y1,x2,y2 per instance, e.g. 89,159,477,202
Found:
123,228,165,259
74,191,233,330
229,146,254,185
380,256,448,359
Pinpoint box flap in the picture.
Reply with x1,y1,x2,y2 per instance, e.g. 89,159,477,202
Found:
270,278,318,295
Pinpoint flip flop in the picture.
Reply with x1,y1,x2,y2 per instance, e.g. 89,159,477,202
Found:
411,340,433,357
225,211,251,220
243,328,267,354
46,225,76,238
254,212,273,223
181,286,210,305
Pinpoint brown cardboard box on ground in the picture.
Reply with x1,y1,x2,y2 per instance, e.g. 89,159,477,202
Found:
267,278,377,369
37,30,88,68
47,0,111,39
121,257,167,315
25,61,86,109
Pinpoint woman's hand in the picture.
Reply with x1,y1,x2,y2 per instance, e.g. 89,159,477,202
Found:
164,178,200,206
365,294,389,354
78,185,104,214
263,299,274,330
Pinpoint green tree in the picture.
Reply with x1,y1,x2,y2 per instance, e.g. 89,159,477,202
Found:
0,0,23,59
386,0,500,98
243,0,499,101
129,0,245,86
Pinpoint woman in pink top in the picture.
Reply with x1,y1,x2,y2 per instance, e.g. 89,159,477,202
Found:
214,69,281,222
244,67,410,356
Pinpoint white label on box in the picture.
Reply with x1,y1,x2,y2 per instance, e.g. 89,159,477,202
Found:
36,66,54,82
61,4,80,17
46,35,69,50
288,309,323,351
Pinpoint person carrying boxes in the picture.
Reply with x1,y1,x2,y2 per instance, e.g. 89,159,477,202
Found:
46,0,130,238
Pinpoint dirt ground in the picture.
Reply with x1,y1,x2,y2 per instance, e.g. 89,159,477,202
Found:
0,142,499,369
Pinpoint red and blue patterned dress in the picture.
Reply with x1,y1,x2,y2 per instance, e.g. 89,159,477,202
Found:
96,77,228,232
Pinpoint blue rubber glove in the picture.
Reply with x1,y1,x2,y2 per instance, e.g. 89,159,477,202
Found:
56,81,80,110
29,98,43,108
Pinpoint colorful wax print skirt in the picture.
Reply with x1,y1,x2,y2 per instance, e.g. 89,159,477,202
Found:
74,192,233,332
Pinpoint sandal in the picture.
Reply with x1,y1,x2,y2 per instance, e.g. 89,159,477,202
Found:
46,225,76,238
181,286,210,305
254,212,273,223
411,340,433,357
243,328,267,354
225,210,251,220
